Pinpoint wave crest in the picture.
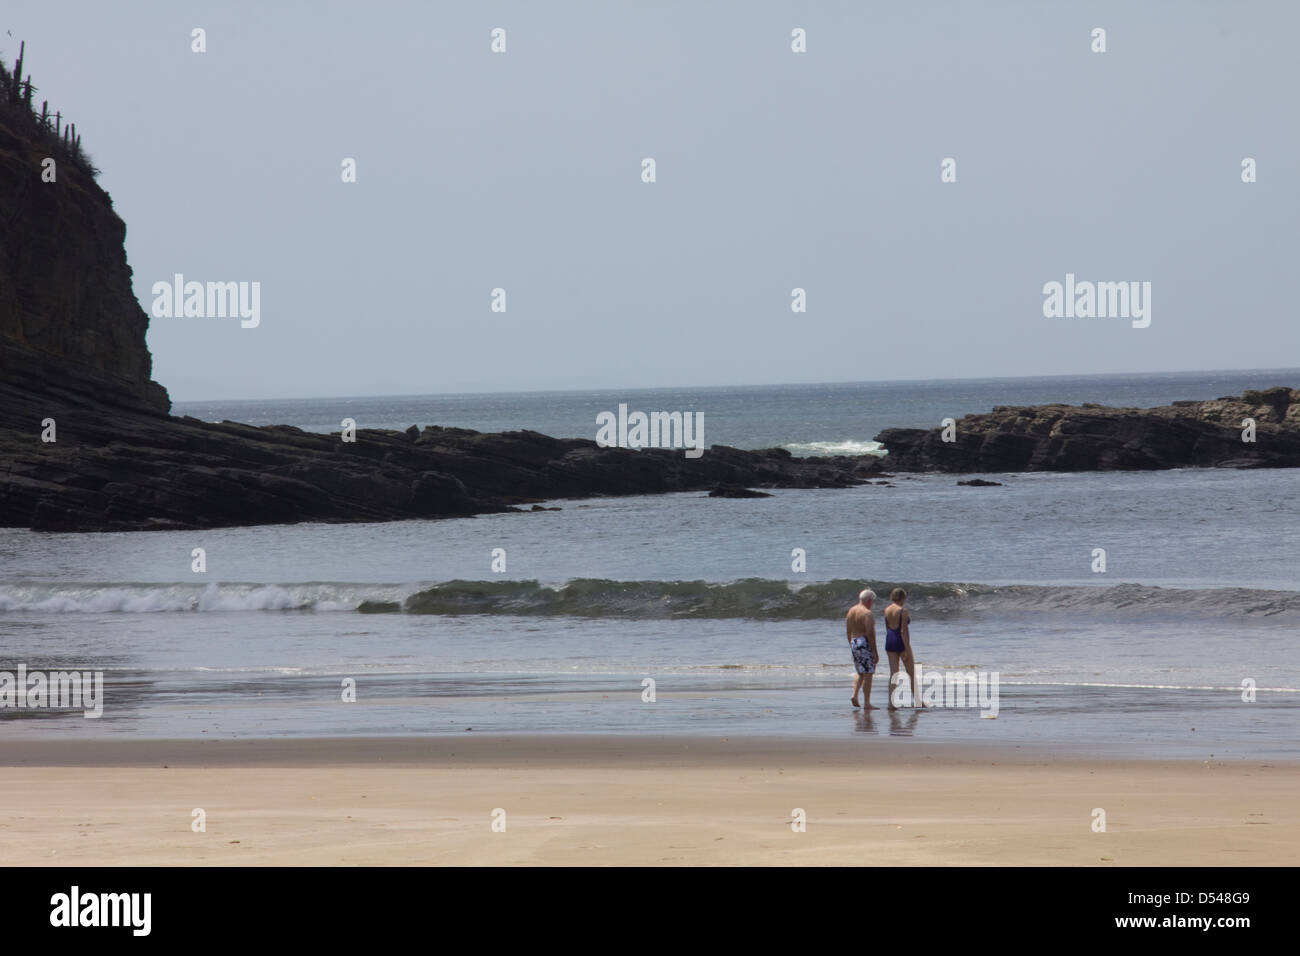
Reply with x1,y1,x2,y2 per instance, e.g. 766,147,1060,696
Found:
0,581,401,613
3,578,1297,620
403,578,1300,620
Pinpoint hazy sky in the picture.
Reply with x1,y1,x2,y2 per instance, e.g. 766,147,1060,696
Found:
7,1,1297,401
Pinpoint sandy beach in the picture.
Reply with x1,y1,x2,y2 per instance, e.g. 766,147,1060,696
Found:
3,736,1295,866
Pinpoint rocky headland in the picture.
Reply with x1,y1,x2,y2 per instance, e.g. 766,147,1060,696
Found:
0,51,892,532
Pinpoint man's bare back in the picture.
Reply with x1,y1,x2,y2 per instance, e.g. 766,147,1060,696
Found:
846,603,874,640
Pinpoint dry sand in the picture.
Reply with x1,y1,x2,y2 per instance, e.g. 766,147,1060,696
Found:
2,736,1295,866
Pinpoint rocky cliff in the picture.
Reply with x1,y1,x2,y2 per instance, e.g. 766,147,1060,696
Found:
0,58,169,416
876,387,1300,472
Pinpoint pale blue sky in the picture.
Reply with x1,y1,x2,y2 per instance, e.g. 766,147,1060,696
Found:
7,1,1297,400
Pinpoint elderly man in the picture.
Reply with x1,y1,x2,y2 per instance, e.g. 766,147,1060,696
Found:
845,588,878,709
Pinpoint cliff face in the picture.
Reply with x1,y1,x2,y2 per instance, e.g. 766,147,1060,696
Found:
0,100,169,417
876,388,1300,472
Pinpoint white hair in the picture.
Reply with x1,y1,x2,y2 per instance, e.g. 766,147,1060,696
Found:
859,589,876,604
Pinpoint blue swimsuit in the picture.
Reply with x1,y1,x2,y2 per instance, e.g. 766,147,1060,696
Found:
885,608,906,654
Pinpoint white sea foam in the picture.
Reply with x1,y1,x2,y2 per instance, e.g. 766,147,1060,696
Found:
0,582,410,613
780,440,885,457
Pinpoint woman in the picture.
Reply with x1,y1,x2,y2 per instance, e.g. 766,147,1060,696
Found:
883,588,919,708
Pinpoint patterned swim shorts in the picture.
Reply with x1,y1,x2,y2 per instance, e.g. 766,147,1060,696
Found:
850,636,875,675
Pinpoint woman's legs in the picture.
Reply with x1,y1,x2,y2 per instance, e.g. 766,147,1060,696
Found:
902,649,920,706
887,651,901,708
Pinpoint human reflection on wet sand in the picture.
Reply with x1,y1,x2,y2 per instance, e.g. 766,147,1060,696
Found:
888,707,920,736
851,705,921,736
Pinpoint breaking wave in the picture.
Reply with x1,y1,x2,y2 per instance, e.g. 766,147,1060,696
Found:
781,440,885,457
400,578,1300,620
2,578,1297,620
0,581,405,613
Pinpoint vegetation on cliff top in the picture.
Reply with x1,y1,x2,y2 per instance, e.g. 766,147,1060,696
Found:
0,40,98,176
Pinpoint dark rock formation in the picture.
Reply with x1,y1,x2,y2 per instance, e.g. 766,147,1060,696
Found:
0,406,883,531
957,479,1002,487
0,83,169,416
877,388,1300,472
707,484,773,498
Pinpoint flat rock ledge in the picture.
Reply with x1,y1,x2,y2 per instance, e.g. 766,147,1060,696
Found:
875,387,1300,472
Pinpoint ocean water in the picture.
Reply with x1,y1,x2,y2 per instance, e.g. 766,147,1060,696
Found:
171,368,1299,456
2,370,1298,758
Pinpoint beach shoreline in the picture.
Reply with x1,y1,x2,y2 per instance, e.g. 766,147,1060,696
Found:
0,733,1289,767
6,735,1296,866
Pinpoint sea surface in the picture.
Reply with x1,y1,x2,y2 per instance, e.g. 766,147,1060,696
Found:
2,370,1297,759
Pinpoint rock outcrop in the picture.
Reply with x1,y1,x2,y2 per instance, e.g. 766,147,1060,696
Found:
0,57,169,416
707,484,774,498
0,411,882,531
876,388,1300,472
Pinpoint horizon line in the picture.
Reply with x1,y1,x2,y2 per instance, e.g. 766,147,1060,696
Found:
168,366,1300,407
